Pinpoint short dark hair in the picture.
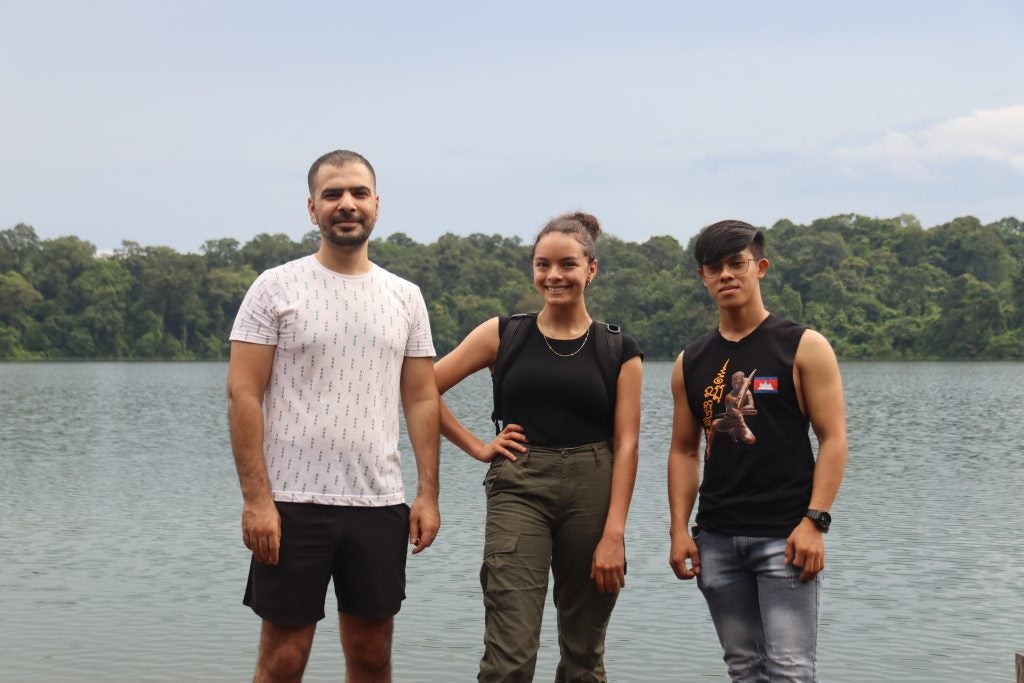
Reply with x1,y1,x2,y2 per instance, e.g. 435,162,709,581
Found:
693,219,765,265
307,150,376,195
531,212,602,262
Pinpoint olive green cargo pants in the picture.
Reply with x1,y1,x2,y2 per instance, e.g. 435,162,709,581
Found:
478,441,618,683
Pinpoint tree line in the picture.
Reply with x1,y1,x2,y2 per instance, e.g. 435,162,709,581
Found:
1,213,1022,361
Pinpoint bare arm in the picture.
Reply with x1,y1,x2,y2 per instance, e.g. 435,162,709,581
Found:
668,351,703,580
226,341,280,565
434,317,528,462
401,355,441,554
786,330,848,581
591,355,643,593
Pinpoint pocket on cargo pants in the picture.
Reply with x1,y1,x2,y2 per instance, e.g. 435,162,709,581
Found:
478,532,549,681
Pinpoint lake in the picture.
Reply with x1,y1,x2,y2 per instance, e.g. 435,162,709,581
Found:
0,361,1021,682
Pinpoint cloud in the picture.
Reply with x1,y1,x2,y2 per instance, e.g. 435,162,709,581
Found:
832,105,1024,179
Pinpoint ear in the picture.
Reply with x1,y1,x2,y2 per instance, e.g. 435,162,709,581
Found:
589,258,598,279
307,196,317,225
756,257,769,279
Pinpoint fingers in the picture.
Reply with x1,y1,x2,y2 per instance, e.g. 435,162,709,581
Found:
669,552,700,580
785,531,825,582
669,538,701,580
411,520,439,554
591,565,624,593
800,558,821,581
493,424,528,461
244,529,280,566
799,549,825,582
793,545,806,570
242,507,281,566
262,534,280,566
413,527,439,553
409,514,429,554
502,423,526,435
590,536,627,593
268,534,280,565
409,504,441,555
409,516,423,553
599,568,625,593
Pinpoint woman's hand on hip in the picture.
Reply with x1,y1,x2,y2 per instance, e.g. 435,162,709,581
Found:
473,423,528,462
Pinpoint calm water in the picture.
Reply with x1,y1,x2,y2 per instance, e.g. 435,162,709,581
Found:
0,361,1022,682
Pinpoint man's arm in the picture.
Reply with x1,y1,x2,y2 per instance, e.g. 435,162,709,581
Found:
400,355,441,554
786,329,848,581
226,341,280,565
668,351,703,580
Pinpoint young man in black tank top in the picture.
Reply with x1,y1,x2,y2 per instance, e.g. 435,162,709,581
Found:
667,220,848,682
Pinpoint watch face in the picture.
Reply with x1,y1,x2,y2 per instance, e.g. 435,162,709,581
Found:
807,509,831,531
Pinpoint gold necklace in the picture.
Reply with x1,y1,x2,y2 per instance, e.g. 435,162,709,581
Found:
537,317,591,357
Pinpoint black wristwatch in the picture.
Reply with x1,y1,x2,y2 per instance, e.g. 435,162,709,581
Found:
804,509,831,533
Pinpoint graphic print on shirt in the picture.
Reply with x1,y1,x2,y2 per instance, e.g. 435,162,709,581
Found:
701,360,758,461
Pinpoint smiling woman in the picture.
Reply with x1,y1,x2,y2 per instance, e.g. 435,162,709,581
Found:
433,211,644,682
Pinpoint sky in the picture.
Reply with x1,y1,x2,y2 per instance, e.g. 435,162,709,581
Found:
1,1,1022,254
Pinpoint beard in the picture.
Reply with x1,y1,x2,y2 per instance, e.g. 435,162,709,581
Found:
324,226,371,247
322,214,374,248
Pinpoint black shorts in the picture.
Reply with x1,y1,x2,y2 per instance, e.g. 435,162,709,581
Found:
243,502,410,627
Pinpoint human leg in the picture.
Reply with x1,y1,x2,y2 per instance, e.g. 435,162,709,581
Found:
551,442,617,683
695,529,769,683
478,452,559,683
330,505,410,682
254,621,317,683
243,503,337,626
332,504,410,618
340,613,394,683
750,538,821,683
245,503,338,681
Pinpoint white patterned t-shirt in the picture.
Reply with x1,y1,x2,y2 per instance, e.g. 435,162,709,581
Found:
230,256,435,506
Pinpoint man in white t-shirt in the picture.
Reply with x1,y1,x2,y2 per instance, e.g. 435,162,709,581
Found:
227,150,440,682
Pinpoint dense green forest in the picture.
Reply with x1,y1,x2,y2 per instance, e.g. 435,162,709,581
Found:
1,214,1022,361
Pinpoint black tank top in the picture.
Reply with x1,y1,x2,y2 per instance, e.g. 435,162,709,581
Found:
683,314,813,537
500,319,641,447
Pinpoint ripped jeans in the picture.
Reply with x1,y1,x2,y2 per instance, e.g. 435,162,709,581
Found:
695,527,821,683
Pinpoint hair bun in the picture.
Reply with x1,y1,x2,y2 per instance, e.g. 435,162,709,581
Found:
531,210,602,261
571,212,602,241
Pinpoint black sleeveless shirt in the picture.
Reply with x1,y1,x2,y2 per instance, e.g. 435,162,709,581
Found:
683,314,813,537
500,318,642,447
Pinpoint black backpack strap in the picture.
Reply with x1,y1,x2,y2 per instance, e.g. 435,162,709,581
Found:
490,312,537,434
593,321,623,412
